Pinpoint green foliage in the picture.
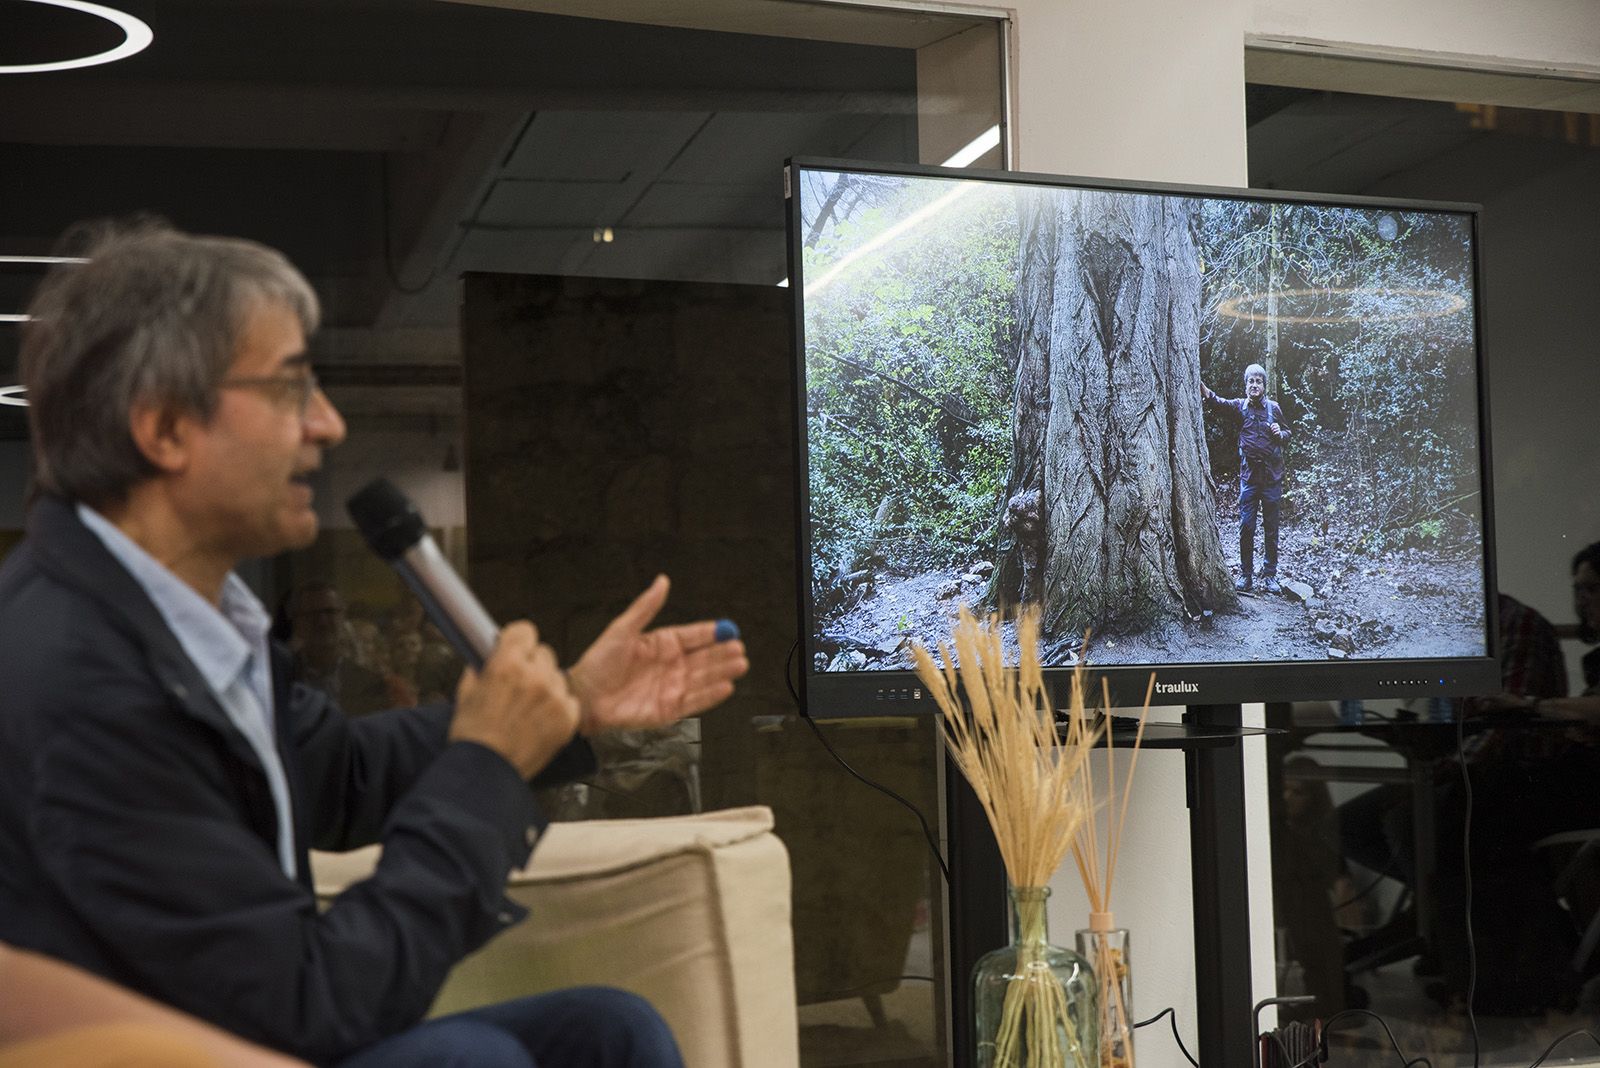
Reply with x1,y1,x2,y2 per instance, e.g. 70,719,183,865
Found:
1410,518,1445,542
803,178,1020,580
1197,202,1480,540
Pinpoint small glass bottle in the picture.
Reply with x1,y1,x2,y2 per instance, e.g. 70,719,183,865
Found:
973,886,1097,1068
1076,917,1134,1068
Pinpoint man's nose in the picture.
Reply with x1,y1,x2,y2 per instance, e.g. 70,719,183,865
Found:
304,386,347,447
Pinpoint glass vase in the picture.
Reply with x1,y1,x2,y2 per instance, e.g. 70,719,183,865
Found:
973,886,1097,1068
1076,922,1135,1068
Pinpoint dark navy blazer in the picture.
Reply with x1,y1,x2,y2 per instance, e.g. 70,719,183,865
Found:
0,496,554,1064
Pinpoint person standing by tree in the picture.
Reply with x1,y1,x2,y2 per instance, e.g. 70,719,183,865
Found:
1203,363,1291,593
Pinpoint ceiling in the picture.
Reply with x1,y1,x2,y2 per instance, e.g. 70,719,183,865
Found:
0,0,984,353
0,0,1015,438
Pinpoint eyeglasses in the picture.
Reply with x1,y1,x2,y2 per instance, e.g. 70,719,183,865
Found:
219,370,323,415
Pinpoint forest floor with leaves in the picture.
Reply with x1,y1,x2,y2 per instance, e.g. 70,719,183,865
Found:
815,493,1485,676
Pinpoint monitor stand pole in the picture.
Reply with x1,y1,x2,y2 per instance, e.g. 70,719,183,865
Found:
1185,702,1255,1067
946,753,1006,1068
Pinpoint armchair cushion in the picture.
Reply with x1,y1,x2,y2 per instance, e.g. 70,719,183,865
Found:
312,806,797,1068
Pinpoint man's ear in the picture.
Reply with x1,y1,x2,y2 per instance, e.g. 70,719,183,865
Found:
128,400,193,474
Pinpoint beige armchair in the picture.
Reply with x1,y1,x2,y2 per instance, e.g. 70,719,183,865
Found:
312,806,798,1068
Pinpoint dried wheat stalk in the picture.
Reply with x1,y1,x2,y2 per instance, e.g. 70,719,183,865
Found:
912,606,1101,1068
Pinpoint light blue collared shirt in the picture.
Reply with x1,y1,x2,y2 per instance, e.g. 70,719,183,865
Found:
77,504,297,880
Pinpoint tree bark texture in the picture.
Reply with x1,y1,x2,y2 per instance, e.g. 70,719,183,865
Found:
1000,189,1236,639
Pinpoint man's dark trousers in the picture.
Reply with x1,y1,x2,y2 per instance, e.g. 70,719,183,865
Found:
333,987,684,1068
1239,479,1281,577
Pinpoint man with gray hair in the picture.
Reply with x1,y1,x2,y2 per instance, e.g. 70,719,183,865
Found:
1202,362,1291,593
0,223,748,1067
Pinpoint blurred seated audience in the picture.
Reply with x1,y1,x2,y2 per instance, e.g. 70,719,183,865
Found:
1335,591,1583,1013
287,582,389,717
384,623,423,707
1275,755,1363,1019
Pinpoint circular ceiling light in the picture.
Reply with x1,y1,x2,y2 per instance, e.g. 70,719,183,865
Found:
1,0,154,75
0,386,27,408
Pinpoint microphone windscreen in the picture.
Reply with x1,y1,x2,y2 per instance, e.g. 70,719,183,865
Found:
346,478,426,561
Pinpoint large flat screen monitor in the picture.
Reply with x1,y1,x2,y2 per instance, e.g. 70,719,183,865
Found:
786,158,1500,713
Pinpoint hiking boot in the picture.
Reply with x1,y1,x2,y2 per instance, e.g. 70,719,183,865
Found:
1234,575,1252,592
1262,575,1282,594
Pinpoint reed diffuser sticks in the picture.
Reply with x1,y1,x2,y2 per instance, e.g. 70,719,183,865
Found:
1068,674,1154,1068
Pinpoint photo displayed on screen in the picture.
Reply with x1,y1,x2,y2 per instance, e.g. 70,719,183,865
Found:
795,166,1488,674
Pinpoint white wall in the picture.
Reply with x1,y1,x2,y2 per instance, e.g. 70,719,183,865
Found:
1003,0,1251,187
1043,735,1207,1065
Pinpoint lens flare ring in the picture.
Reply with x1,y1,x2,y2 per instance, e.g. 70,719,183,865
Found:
1215,286,1467,325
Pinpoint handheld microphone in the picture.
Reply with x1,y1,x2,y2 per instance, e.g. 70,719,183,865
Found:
346,478,496,669
347,477,595,784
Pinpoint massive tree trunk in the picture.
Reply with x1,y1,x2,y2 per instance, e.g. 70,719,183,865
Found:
997,189,1236,640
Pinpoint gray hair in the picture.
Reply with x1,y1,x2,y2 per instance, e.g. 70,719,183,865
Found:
21,222,319,508
1244,363,1267,384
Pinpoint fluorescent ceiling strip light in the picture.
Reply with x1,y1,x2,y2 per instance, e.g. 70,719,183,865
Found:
776,126,999,289
1,0,154,74
941,124,1001,168
0,314,33,323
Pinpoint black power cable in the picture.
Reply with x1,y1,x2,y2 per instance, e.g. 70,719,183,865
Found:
1134,1006,1200,1067
1331,859,1402,912
783,641,951,885
1526,1028,1600,1067
1291,1009,1432,1068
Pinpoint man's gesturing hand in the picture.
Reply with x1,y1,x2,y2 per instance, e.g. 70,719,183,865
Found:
449,621,580,779
568,575,749,735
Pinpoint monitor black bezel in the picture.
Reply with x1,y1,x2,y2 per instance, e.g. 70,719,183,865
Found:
785,156,1501,713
